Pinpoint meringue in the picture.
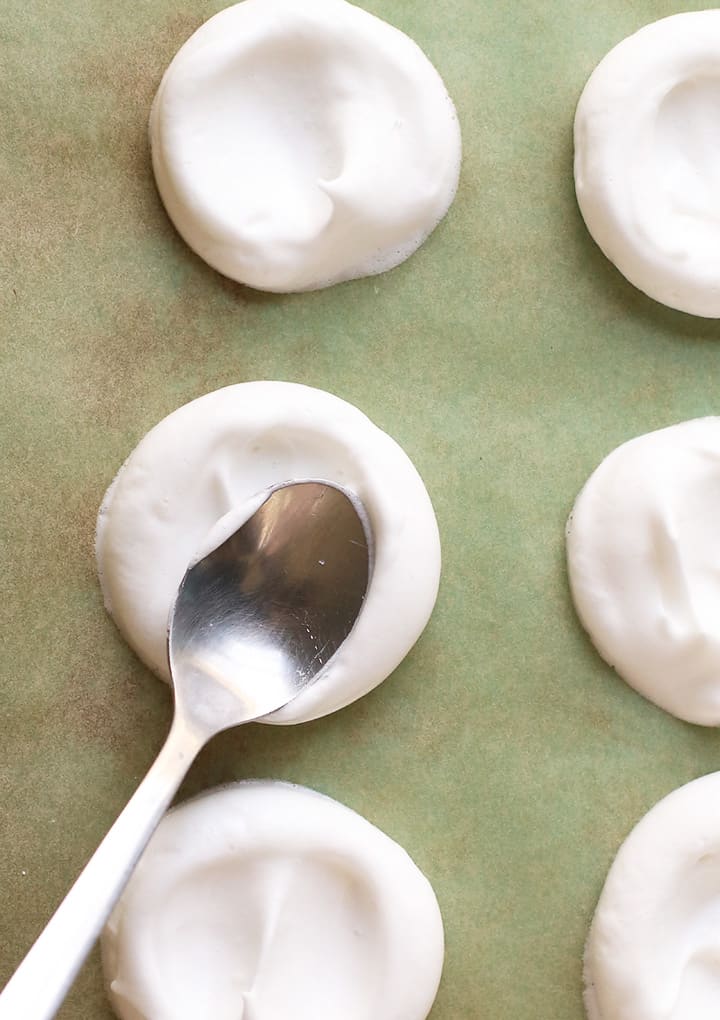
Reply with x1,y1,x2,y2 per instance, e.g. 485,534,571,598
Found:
96,382,441,725
574,11,720,317
585,771,720,1020
102,781,444,1020
150,0,461,292
566,418,720,725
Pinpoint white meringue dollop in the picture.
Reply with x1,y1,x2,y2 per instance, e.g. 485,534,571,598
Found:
150,0,461,292
102,781,445,1020
574,11,720,317
95,381,441,725
566,418,720,726
585,771,720,1020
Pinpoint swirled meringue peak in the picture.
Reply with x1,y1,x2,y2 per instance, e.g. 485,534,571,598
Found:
150,0,461,292
102,782,444,1020
575,11,720,316
567,418,720,726
585,772,720,1020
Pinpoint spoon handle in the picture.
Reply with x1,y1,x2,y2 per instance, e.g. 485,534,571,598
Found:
0,715,205,1020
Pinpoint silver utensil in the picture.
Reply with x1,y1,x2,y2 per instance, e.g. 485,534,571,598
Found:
0,479,372,1020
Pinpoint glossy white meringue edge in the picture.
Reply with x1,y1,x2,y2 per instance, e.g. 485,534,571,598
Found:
567,417,720,726
574,10,720,317
150,0,461,293
96,381,441,725
102,781,444,1020
584,771,720,1020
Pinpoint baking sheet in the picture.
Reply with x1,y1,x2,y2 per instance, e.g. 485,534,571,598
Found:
3,0,720,1016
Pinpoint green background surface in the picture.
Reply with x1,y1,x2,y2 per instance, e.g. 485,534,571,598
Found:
3,1,720,1016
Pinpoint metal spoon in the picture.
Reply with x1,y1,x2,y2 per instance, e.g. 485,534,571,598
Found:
0,479,372,1020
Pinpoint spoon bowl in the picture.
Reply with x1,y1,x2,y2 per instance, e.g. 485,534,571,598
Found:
0,480,372,1020
171,480,372,733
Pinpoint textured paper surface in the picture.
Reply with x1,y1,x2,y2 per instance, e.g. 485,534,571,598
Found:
2,1,720,1016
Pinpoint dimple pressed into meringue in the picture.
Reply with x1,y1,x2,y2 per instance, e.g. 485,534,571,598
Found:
574,11,720,317
585,771,720,1020
102,781,445,1020
566,417,720,726
150,0,461,292
95,381,441,725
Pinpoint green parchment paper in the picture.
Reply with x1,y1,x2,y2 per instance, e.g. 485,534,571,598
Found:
3,1,720,1016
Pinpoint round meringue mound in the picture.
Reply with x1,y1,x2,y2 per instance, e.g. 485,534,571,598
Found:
96,381,441,725
585,771,720,1020
574,11,720,317
102,781,444,1020
566,418,720,726
150,0,461,293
